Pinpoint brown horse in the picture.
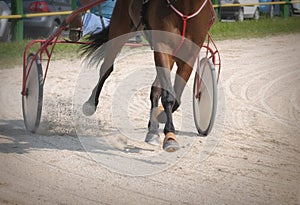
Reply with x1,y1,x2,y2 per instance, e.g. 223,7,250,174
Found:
81,0,215,152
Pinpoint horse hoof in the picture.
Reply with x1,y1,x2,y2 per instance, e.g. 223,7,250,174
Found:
145,132,160,146
82,101,96,116
163,132,180,152
154,106,167,123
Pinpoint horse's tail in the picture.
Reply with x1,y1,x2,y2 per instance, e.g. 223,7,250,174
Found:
80,27,110,64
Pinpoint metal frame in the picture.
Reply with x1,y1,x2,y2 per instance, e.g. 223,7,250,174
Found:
22,0,105,96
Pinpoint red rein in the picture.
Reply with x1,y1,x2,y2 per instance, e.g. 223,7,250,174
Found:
166,0,208,55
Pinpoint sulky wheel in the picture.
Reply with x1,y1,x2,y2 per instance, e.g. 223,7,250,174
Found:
193,57,217,136
22,53,43,133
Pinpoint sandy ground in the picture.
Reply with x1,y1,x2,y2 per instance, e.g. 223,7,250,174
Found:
0,34,299,204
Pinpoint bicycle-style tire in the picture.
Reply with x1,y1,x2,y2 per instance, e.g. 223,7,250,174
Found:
193,57,217,136
22,53,43,133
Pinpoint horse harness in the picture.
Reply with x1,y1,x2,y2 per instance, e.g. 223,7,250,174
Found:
136,0,210,55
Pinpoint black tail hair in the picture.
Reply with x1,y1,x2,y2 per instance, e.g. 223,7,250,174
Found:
80,26,110,58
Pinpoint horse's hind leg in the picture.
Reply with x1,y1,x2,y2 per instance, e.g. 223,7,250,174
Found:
82,41,127,116
82,0,135,116
82,63,114,116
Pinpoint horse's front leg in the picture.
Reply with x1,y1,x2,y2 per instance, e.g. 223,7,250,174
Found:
145,77,162,145
173,59,194,111
154,51,180,152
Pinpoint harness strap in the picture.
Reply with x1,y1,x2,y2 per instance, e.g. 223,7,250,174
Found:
166,0,208,55
97,5,106,29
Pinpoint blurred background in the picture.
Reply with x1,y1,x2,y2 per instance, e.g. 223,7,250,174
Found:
0,0,299,42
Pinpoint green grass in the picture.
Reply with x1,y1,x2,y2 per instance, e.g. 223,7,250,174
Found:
0,16,300,69
0,39,81,69
210,16,300,40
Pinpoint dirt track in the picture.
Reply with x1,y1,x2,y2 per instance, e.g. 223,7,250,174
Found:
0,34,299,204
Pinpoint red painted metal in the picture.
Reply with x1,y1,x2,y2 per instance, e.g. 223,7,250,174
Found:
195,32,221,100
22,0,105,96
